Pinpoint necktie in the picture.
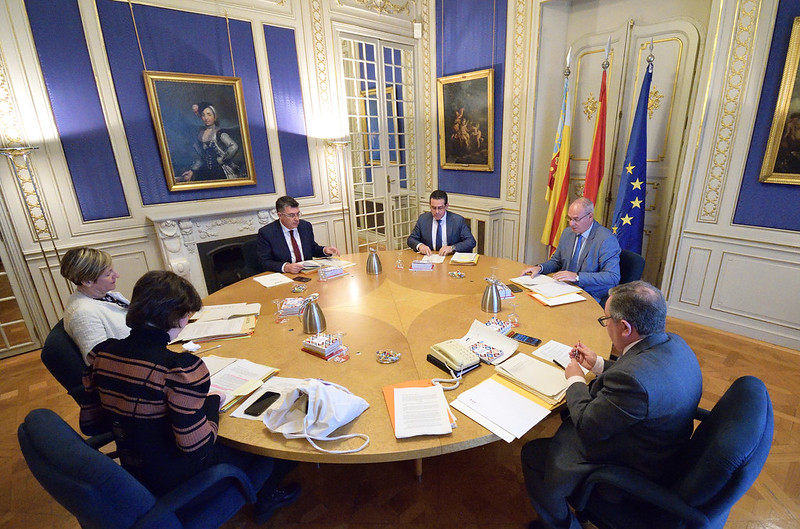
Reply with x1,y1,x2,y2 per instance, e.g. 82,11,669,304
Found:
435,219,443,251
568,235,583,272
289,229,302,263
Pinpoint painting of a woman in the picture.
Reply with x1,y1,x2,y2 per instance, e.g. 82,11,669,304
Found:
178,102,243,182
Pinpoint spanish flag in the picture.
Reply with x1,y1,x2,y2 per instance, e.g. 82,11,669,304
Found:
584,68,607,216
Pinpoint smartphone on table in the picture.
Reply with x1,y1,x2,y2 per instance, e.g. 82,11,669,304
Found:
510,332,542,346
244,391,280,416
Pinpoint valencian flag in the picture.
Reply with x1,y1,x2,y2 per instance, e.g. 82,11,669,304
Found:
611,61,653,254
540,77,573,250
584,67,607,212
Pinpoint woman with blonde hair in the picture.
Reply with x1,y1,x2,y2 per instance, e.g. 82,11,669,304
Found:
60,247,130,364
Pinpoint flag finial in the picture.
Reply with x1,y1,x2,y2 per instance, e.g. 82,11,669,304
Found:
647,39,655,64
602,37,611,70
564,47,572,77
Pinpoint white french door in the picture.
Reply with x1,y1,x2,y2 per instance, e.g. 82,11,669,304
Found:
338,35,418,252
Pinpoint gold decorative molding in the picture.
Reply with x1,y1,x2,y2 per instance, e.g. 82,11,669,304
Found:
310,0,341,201
0,56,54,242
648,84,664,119
504,0,530,201
583,92,599,121
698,0,758,223
420,0,434,192
339,0,413,15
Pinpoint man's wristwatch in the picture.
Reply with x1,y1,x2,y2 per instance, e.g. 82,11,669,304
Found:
575,274,580,283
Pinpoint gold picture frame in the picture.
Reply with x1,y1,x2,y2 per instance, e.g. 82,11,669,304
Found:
143,71,256,191
437,68,494,171
760,17,800,185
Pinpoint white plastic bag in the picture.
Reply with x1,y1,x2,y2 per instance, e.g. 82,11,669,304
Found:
263,379,370,454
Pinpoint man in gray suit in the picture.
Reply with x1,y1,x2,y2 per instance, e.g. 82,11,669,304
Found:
522,197,620,303
520,281,703,529
407,190,476,256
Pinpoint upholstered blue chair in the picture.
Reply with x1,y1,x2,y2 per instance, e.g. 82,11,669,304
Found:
570,376,773,529
600,250,645,308
18,408,274,529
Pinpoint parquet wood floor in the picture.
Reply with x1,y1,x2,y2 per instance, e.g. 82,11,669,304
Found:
2,317,799,529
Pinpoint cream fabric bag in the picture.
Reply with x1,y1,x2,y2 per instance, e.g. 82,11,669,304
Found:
263,379,370,454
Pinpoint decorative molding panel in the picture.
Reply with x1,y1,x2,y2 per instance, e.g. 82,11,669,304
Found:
679,246,711,305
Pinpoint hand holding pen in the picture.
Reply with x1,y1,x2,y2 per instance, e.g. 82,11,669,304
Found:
570,340,598,371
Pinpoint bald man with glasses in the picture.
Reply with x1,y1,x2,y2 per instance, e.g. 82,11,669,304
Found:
521,197,620,303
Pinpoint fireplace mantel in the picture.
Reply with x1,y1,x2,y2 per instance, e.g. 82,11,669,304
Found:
147,207,277,297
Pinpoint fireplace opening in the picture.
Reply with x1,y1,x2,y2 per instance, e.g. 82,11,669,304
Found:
197,235,260,294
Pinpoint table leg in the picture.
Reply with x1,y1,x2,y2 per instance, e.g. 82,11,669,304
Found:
414,458,423,481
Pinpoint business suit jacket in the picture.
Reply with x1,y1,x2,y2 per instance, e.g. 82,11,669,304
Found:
539,220,621,303
521,332,702,528
257,219,327,272
407,211,476,253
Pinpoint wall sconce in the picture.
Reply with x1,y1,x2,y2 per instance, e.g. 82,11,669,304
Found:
0,146,66,311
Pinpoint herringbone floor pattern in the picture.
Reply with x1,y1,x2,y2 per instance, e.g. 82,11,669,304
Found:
1,317,798,528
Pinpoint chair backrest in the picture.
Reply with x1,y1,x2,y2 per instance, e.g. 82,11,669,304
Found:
17,408,170,529
672,376,773,527
40,320,89,406
619,250,645,284
242,237,261,275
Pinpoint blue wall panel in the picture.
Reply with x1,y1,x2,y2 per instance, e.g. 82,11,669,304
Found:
734,0,800,231
436,0,506,199
264,25,314,198
26,0,129,221
96,0,276,204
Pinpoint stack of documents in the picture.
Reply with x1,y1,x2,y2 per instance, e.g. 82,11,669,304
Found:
172,315,256,343
202,355,279,410
451,375,551,442
510,274,585,306
421,254,445,264
494,353,569,405
300,257,356,272
383,380,455,438
449,252,479,265
192,303,260,323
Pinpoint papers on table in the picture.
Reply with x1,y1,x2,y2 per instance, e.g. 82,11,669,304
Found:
193,303,261,323
449,252,479,265
532,340,588,374
172,315,256,343
201,356,279,409
253,273,294,288
509,274,558,290
459,319,518,365
451,376,551,442
530,292,586,306
394,385,453,438
510,274,586,306
495,352,569,405
531,281,582,298
383,379,456,438
421,254,445,264
300,257,356,271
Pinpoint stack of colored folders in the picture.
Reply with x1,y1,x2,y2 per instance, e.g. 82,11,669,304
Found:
302,333,346,360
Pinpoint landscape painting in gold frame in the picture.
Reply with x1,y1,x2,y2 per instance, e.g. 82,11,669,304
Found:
143,71,256,191
760,17,800,185
437,68,494,171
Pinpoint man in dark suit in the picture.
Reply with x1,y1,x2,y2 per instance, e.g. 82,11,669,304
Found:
520,281,703,529
521,197,620,303
407,189,476,256
257,196,339,273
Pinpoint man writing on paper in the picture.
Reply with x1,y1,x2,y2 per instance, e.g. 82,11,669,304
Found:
257,195,340,274
520,281,702,529
407,189,476,256
521,197,620,303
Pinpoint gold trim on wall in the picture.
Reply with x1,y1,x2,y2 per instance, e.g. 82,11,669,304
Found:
759,17,800,185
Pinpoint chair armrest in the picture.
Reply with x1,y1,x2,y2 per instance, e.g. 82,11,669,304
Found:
695,407,711,421
132,464,257,529
85,431,114,450
571,466,709,525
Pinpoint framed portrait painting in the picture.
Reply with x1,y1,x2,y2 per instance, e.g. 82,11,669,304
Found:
760,17,800,185
143,71,256,191
436,68,494,171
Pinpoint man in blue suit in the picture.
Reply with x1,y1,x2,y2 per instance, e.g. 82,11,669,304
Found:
520,281,703,529
407,190,476,256
522,197,620,303
257,196,339,273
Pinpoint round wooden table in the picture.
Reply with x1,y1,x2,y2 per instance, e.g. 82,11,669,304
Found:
202,249,610,465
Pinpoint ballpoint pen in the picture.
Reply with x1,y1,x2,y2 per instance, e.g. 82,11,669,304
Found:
196,344,222,355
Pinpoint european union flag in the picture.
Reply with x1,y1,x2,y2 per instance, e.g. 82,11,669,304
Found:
611,62,653,254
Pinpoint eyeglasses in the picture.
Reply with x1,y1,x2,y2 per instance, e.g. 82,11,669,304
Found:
430,205,447,211
597,316,613,327
567,212,592,223
279,212,302,219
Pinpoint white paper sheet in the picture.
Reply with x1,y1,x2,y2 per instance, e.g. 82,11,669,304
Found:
421,254,445,264
194,303,261,322
531,293,586,306
253,274,294,288
454,378,550,439
531,340,588,374
394,385,453,438
459,319,518,365
450,399,515,442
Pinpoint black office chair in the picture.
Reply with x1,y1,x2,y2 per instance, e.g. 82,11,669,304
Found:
40,319,113,448
18,408,274,529
241,237,261,276
600,250,645,307
570,376,773,529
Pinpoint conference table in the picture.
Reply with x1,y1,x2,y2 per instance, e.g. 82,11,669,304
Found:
202,249,611,468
